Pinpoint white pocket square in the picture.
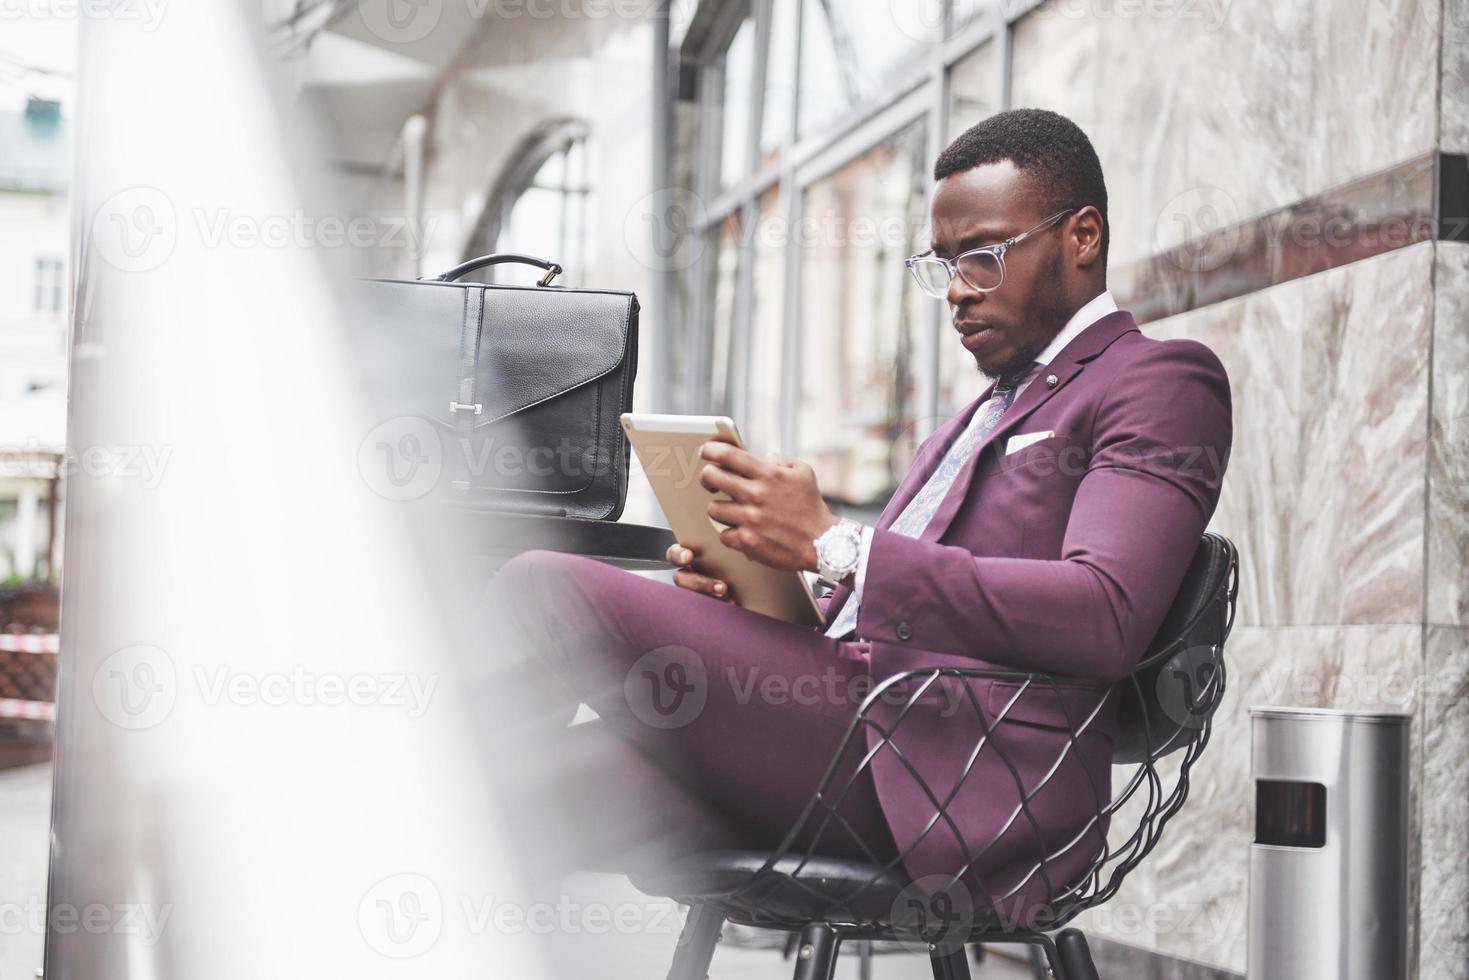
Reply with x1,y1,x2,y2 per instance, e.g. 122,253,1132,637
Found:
1005,430,1055,455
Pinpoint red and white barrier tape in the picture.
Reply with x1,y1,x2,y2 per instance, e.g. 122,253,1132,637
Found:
0,634,59,654
0,698,54,721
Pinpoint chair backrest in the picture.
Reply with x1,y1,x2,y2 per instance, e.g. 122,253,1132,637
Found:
1111,532,1239,764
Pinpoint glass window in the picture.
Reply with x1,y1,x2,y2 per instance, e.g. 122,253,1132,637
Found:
796,123,929,506
946,38,997,139
757,0,798,167
935,40,1000,417
494,134,592,285
746,185,785,450
33,258,64,315
719,19,757,190
797,0,945,137
707,210,745,414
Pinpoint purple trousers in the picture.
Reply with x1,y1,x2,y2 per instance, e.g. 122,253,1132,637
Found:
482,548,898,878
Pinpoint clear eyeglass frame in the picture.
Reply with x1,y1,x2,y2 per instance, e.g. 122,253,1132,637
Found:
905,208,1077,299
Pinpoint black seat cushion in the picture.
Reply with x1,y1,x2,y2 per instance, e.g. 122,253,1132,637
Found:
629,851,913,929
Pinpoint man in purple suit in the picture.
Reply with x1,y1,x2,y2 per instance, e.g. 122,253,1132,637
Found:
487,109,1232,925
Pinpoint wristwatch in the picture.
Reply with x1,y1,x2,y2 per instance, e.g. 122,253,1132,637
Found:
814,517,864,587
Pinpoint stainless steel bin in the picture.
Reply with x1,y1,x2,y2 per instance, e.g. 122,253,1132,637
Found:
1247,706,1410,979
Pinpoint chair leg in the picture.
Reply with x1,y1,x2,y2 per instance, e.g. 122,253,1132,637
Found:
1055,928,1100,980
790,922,842,980
1027,942,1052,978
857,939,873,980
664,903,724,980
929,944,972,980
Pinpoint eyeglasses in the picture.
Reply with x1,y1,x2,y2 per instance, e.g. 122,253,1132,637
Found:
905,208,1077,299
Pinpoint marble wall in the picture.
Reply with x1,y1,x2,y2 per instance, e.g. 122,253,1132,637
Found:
1004,0,1466,974
1010,0,1442,269
1063,243,1441,975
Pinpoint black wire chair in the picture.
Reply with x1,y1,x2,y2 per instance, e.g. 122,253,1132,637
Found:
630,532,1239,980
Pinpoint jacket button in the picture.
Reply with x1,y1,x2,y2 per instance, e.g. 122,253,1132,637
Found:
896,621,913,641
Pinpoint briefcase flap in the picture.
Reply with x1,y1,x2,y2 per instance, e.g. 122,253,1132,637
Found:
474,286,635,425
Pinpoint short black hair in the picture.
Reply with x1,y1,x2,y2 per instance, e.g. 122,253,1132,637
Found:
933,108,1109,265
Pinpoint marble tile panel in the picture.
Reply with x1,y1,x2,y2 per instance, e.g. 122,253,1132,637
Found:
1428,243,1469,627
1417,625,1469,980
1142,244,1433,628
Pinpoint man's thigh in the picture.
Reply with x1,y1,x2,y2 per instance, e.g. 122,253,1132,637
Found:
489,549,890,855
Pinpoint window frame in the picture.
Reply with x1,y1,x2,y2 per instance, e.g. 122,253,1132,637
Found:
679,0,1044,460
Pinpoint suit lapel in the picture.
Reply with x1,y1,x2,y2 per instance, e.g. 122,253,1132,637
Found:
824,391,994,618
873,382,997,532
918,310,1141,544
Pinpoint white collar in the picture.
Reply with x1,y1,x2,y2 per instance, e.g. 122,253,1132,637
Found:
1034,289,1118,367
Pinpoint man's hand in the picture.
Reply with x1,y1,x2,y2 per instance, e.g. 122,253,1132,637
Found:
696,441,838,572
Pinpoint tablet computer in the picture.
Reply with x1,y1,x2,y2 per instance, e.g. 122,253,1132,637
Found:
620,412,826,628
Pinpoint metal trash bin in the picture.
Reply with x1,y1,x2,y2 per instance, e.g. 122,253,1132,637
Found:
1247,706,1411,979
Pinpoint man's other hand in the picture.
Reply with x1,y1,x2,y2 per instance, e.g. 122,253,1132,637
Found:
666,541,734,601
696,442,838,572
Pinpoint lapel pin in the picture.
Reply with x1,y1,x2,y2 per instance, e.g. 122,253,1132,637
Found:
1046,374,1059,388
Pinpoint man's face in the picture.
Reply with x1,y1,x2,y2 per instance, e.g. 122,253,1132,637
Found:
928,160,1073,379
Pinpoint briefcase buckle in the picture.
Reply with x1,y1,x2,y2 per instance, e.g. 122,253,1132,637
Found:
449,401,483,415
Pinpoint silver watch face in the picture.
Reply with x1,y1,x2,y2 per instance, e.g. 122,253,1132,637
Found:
823,533,860,569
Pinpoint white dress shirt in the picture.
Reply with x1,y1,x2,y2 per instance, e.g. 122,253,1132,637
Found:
845,290,1119,600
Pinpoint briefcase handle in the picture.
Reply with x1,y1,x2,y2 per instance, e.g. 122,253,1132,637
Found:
434,253,563,287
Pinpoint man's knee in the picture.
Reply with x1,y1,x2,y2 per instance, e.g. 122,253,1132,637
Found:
488,549,604,649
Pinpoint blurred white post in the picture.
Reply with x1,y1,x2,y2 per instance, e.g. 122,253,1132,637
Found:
401,114,428,279
49,2,547,978
14,484,37,578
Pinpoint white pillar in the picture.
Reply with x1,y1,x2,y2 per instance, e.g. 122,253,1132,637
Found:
14,484,37,579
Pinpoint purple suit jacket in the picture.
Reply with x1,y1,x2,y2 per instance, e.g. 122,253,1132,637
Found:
817,309,1232,925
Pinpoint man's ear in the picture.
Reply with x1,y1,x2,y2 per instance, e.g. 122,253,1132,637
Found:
1070,205,1104,268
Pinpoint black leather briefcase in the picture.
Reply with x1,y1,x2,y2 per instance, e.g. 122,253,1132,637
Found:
354,253,638,520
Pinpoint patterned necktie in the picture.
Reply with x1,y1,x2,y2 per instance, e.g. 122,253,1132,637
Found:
824,362,1039,640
